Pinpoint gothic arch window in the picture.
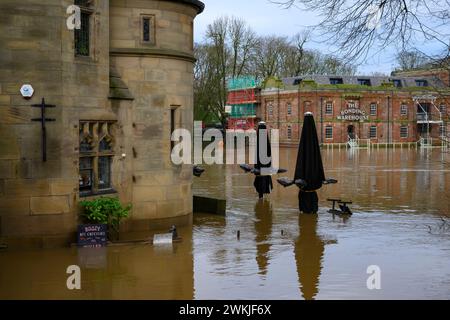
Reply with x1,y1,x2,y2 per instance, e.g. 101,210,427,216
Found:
79,121,116,196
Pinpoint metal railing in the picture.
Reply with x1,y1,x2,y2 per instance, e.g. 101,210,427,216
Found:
416,112,443,122
419,137,433,147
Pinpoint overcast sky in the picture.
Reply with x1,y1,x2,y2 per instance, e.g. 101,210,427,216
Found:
193,0,442,75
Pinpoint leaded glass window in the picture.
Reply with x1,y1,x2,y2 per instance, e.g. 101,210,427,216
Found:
141,15,155,45
79,121,115,195
98,156,111,190
74,0,93,57
79,157,93,191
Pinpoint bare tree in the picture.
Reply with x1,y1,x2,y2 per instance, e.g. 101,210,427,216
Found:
194,16,358,124
253,32,356,78
194,43,220,122
396,50,430,70
252,35,290,79
282,31,310,76
272,0,450,64
195,17,257,124
229,18,258,77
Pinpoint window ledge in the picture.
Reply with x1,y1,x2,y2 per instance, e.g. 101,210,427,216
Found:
74,55,95,64
80,189,117,198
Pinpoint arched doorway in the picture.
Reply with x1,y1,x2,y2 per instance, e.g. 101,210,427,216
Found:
347,125,355,139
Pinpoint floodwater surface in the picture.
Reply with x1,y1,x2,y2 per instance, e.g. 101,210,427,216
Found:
0,148,449,299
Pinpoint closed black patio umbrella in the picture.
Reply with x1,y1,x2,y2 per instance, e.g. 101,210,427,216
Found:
277,112,337,213
239,122,287,199
253,122,273,199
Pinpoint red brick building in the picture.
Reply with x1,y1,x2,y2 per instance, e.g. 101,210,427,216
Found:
259,74,450,146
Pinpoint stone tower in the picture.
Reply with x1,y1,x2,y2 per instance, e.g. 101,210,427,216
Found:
109,0,204,232
0,0,204,248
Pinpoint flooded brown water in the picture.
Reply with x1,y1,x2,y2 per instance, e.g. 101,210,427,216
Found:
1,148,449,299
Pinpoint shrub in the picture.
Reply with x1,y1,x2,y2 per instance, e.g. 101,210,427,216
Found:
79,197,131,238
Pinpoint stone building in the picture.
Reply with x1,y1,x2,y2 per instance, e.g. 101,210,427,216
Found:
0,0,204,248
259,74,450,146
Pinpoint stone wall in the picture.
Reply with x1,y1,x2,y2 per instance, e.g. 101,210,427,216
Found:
0,0,202,248
109,0,200,231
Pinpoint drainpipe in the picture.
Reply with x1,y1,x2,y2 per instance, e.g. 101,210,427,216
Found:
387,95,391,145
298,84,300,140
277,86,280,130
320,96,324,145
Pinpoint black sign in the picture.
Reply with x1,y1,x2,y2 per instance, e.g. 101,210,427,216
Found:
77,224,107,248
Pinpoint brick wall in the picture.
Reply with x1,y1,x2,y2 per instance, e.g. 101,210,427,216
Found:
261,89,450,145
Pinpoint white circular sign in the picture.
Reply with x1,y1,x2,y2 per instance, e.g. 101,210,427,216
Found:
20,84,34,98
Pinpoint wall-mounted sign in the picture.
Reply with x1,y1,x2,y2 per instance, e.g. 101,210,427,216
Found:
77,224,107,248
20,84,34,99
337,106,368,121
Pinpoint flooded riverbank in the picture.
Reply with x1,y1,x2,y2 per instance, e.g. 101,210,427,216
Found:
1,148,449,299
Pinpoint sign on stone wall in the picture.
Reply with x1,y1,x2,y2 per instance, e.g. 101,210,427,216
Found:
77,224,107,248
337,103,368,121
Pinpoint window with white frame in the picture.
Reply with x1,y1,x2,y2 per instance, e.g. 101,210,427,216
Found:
400,126,408,138
268,102,273,116
369,125,377,139
325,102,333,115
325,126,333,139
287,125,292,139
370,103,377,116
400,103,408,116
287,103,292,116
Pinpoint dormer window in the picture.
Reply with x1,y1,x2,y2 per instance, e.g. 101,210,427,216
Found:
330,78,343,85
358,79,371,86
415,80,428,87
391,79,402,88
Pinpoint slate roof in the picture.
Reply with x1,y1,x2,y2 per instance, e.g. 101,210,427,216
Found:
282,74,447,88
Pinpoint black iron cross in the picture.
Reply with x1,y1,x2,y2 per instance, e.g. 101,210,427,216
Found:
31,98,56,162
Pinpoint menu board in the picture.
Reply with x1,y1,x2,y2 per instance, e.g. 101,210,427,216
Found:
77,224,107,248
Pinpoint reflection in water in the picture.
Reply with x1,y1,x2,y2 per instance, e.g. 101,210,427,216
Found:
294,214,324,300
0,149,449,299
78,247,108,269
254,200,273,276
0,228,195,300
